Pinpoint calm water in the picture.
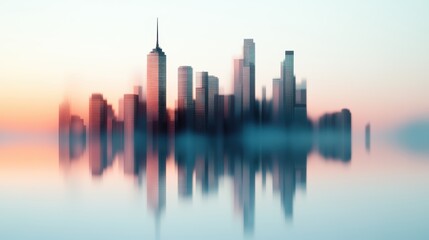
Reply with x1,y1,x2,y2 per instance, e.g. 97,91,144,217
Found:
0,133,428,240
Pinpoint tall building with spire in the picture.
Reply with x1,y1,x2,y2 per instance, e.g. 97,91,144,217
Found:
147,19,167,133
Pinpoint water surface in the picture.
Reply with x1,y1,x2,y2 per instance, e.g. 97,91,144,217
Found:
0,134,428,240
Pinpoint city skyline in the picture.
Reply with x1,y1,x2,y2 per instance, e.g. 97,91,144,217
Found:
57,20,351,137
1,1,429,134
60,21,350,138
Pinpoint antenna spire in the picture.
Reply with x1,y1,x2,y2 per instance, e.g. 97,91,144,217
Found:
156,18,159,49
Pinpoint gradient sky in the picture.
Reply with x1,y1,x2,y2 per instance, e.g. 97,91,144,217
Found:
0,0,428,133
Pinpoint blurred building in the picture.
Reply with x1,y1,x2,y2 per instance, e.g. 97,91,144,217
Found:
234,58,244,122
177,66,193,131
282,51,295,126
195,71,208,133
89,93,108,176
59,100,86,164
147,19,167,133
294,79,307,125
214,94,235,134
208,75,219,131
123,94,138,174
242,39,255,122
272,78,283,124
134,85,146,134
318,108,352,162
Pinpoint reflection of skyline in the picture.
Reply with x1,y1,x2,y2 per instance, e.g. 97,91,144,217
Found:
59,130,351,234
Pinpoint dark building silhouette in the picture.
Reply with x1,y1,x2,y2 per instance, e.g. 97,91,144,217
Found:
317,109,352,162
214,94,235,134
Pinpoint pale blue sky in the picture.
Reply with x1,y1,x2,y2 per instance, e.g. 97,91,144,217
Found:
0,0,428,131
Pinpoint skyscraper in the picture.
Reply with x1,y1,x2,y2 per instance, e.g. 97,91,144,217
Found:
295,79,307,106
208,75,219,130
195,88,205,132
178,66,193,111
272,78,284,123
242,39,255,121
243,39,255,66
233,59,244,121
147,19,167,133
59,100,71,164
214,94,235,133
123,94,138,175
89,94,107,175
177,66,193,131
261,86,269,124
282,51,295,125
59,100,70,143
195,72,208,132
133,85,146,134
89,94,107,138
294,79,307,124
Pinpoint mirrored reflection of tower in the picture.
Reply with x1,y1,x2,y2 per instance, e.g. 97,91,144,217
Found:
195,146,220,196
232,152,256,234
271,146,309,221
147,19,167,133
282,51,295,126
89,94,108,176
175,137,195,199
146,138,167,224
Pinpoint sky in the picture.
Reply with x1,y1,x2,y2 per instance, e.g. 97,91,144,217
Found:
0,0,428,133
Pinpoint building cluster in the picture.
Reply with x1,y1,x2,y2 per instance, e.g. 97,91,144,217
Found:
59,20,352,163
